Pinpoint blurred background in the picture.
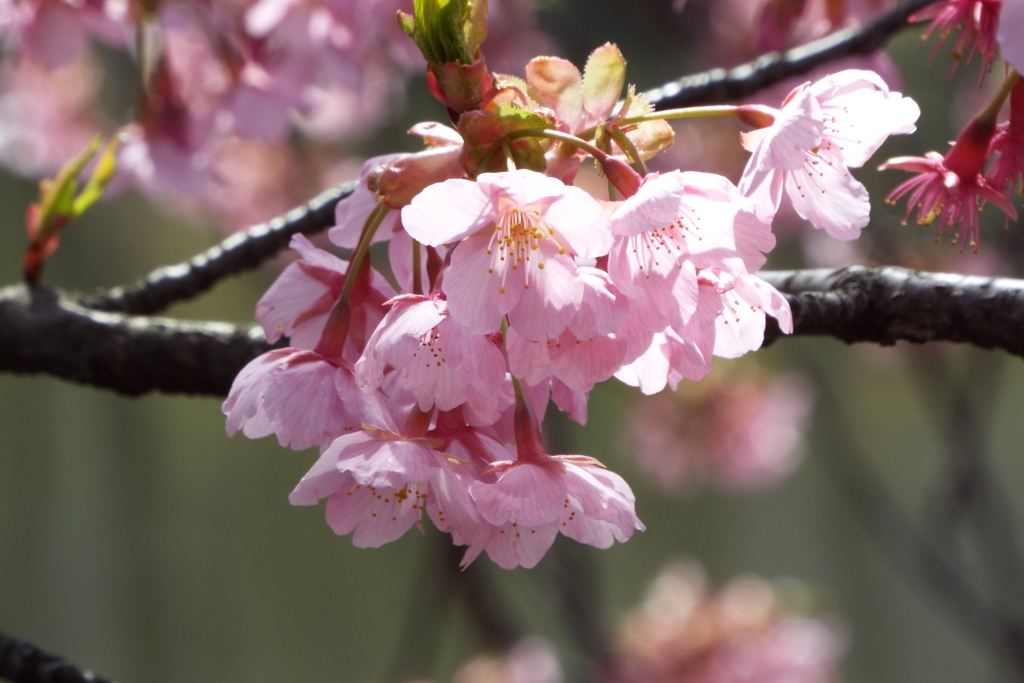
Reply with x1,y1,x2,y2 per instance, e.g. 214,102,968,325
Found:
2,0,1024,681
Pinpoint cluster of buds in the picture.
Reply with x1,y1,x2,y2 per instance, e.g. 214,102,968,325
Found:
222,0,921,569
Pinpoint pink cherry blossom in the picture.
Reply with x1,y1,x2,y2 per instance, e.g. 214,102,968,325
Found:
255,234,394,357
625,374,813,492
464,455,644,569
987,80,1024,195
402,169,613,340
505,268,629,394
612,563,845,683
288,422,477,548
609,170,775,339
881,115,1017,250
223,348,377,451
355,293,511,423
738,70,919,240
913,0,1003,78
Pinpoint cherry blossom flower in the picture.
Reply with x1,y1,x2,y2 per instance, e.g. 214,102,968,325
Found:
738,70,919,240
355,293,511,425
255,234,394,357
465,454,644,569
912,0,1003,77
612,563,845,683
402,169,613,340
222,348,377,451
504,268,630,394
288,415,483,549
881,116,1017,250
625,374,813,492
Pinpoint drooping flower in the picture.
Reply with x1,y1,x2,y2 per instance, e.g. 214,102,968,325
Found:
912,0,1003,78
222,348,380,451
881,115,1017,250
465,453,644,569
355,293,512,425
402,169,614,341
738,70,920,240
255,234,394,357
288,408,488,549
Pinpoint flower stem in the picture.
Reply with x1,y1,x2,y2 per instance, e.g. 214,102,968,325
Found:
505,128,607,161
339,203,388,305
978,68,1021,126
412,238,423,295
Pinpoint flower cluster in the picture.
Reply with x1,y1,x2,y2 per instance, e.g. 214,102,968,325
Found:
880,0,1024,250
0,0,551,229
222,5,918,568
610,562,845,683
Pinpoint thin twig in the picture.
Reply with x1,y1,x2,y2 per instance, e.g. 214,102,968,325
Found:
0,628,114,683
81,183,355,316
644,0,934,108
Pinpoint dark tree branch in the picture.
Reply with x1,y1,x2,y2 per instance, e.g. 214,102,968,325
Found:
4,266,1024,398
644,0,934,108
760,266,1024,357
81,183,355,316
0,628,114,683
0,285,269,397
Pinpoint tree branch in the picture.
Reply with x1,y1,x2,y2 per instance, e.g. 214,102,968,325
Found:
760,266,1024,356
5,266,1024,398
81,183,354,316
0,285,269,397
0,628,114,683
644,0,934,108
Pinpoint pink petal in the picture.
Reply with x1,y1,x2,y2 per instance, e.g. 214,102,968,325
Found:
786,147,870,239
401,178,494,246
471,463,567,527
507,249,585,342
325,482,426,548
442,233,512,335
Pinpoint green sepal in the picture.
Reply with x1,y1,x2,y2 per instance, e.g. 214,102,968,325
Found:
458,103,554,175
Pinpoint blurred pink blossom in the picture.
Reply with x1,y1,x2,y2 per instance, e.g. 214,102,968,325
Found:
0,58,103,176
610,562,845,683
624,373,814,492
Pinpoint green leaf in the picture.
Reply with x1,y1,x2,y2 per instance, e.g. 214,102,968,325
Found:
71,136,121,218
35,135,102,234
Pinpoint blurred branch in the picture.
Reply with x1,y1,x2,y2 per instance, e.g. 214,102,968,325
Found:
6,266,1024,398
81,183,355,316
761,266,1024,358
644,0,934,108
0,627,114,683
